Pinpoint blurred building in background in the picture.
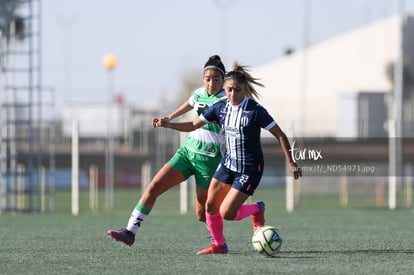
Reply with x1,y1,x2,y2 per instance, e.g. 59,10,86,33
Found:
56,102,177,188
253,14,414,197
254,14,414,138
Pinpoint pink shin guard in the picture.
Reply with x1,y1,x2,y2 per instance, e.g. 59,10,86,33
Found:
206,212,225,246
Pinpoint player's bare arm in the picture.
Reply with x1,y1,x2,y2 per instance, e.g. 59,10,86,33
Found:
152,102,193,128
157,117,205,132
166,101,193,120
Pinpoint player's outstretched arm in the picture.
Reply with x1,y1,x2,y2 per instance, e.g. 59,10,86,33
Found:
157,117,205,132
152,102,193,128
166,101,193,121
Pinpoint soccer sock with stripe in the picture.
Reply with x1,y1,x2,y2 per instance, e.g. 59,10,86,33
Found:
126,204,151,235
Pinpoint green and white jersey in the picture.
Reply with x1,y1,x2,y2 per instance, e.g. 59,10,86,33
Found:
184,87,226,157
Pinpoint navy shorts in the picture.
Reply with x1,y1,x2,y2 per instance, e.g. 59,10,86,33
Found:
213,163,263,196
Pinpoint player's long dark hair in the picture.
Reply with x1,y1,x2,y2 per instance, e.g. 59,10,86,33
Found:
224,61,264,100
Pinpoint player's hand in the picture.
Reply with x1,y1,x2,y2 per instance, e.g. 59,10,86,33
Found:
289,162,302,179
152,116,169,128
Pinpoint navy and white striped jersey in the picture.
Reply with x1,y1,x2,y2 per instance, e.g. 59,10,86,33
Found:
200,96,277,173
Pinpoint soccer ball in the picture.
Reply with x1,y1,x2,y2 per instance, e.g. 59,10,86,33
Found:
251,225,283,256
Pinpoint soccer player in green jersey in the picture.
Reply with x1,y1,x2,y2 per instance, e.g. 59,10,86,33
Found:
107,55,226,246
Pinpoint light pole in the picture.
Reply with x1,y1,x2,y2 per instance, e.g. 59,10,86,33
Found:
388,0,404,210
102,54,117,209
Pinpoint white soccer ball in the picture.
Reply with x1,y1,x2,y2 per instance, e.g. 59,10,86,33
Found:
251,225,283,256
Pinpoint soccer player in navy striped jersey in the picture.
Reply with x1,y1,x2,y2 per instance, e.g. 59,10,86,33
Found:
158,61,302,254
107,55,227,247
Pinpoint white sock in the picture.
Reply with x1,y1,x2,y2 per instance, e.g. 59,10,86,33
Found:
126,209,147,235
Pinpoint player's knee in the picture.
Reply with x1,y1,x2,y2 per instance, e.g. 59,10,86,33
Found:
205,201,218,215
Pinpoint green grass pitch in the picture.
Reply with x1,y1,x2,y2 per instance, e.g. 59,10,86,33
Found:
1,187,413,274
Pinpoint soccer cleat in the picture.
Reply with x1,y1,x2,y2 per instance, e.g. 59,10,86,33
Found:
197,243,228,255
252,200,266,233
107,228,135,246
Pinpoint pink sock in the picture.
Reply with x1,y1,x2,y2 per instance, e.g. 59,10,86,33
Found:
206,212,226,246
233,203,259,221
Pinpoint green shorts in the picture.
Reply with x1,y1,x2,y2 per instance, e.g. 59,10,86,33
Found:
167,146,222,190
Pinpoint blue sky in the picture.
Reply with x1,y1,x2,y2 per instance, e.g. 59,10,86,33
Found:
41,0,414,111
